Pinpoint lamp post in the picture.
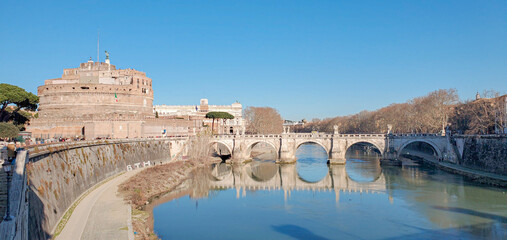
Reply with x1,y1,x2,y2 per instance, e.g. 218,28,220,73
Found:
2,161,12,221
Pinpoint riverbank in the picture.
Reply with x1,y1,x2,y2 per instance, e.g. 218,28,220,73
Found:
433,160,507,187
400,155,507,187
119,160,204,240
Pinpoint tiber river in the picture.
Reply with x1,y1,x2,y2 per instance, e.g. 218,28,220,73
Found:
152,143,506,240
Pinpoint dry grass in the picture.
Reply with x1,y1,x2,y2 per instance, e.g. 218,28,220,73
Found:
119,161,196,209
119,161,199,240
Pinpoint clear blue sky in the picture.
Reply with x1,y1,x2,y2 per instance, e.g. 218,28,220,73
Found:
1,1,506,120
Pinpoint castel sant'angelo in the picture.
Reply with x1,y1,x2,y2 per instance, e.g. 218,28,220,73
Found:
27,53,244,139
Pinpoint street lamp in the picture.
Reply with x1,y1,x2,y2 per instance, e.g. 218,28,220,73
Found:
2,161,12,221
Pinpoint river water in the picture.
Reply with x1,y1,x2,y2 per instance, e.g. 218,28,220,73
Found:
152,144,507,239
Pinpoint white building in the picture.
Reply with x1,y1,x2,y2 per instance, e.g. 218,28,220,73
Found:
154,99,245,134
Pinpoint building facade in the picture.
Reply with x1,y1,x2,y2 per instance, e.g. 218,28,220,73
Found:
154,99,245,134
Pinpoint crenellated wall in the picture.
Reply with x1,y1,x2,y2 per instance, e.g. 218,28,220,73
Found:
26,139,177,239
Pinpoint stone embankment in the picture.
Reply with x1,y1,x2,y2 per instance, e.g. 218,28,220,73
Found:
456,135,507,175
26,139,178,239
449,135,507,186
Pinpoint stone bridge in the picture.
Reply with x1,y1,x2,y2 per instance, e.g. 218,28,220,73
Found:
211,132,457,164
208,162,386,201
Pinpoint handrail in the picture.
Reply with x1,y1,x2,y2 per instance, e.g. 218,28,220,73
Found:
24,137,189,159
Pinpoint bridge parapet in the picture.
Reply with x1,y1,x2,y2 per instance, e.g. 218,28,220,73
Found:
391,133,441,137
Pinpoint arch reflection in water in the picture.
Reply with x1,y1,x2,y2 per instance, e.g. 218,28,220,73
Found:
209,162,232,181
207,162,387,196
246,161,278,182
296,143,329,182
345,142,382,182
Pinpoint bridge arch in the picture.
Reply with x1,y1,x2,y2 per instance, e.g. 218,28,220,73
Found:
296,140,329,154
345,141,383,156
209,140,233,155
244,140,279,160
396,140,442,159
245,140,279,153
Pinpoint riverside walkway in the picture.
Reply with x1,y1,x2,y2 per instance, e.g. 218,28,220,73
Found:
56,171,138,240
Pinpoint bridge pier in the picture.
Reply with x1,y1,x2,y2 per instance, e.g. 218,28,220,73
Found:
328,137,347,164
278,135,297,163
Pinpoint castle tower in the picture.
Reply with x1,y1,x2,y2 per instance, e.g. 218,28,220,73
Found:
200,98,209,112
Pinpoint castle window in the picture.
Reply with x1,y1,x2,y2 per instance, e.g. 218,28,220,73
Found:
81,86,89,89
72,87,75,89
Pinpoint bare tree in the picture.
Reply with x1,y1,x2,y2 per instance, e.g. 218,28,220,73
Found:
450,91,505,134
244,107,283,134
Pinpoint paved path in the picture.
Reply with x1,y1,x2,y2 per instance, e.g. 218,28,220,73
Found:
57,171,138,240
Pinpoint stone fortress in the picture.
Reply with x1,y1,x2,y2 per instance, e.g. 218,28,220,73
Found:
27,54,245,139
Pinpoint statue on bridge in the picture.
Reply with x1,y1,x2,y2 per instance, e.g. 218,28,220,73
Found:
333,124,340,135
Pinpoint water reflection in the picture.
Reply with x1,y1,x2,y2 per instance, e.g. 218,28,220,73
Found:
345,143,383,183
246,161,278,182
345,155,382,183
153,145,507,240
296,143,328,182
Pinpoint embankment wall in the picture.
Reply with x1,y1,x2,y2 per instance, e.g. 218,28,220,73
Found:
459,136,507,175
27,139,173,239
